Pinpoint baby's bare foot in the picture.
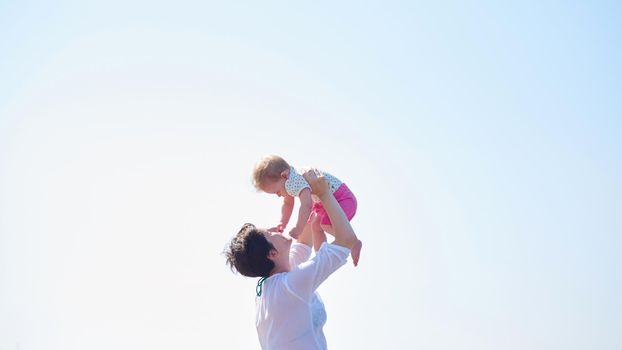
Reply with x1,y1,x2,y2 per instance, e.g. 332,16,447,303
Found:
351,239,362,266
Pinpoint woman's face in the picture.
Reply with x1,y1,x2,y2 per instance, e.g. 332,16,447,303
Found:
263,230,292,268
264,229,292,251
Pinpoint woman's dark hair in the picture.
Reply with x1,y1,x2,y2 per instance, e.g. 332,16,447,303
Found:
224,223,275,277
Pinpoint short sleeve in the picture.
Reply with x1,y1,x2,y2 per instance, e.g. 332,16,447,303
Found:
285,168,310,197
284,243,350,300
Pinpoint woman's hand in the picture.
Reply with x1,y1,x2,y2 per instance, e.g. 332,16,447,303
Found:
302,168,329,198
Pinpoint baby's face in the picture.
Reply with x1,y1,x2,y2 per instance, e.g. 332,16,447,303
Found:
261,178,287,197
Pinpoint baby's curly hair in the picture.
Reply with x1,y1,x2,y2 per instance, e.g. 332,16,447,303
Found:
252,155,290,190
224,223,275,278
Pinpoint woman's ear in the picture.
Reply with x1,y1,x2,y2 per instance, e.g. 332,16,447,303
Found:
267,249,278,260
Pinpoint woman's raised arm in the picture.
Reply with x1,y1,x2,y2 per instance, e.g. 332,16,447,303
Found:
302,169,358,249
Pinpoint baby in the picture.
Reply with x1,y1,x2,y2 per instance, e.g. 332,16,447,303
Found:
252,155,362,266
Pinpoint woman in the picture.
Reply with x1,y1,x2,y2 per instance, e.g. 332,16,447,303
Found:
225,169,359,350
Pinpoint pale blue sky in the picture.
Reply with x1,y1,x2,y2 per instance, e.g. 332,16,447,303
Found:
1,1,621,349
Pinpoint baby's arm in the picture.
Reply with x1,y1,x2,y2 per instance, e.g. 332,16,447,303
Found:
278,195,295,231
289,188,312,238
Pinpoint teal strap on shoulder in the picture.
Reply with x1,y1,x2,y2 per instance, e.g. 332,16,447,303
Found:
256,277,268,296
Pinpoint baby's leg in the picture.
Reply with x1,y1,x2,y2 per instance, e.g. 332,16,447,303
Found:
311,214,327,252
321,223,362,266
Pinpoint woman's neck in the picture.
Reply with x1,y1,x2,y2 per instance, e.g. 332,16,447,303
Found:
269,262,290,276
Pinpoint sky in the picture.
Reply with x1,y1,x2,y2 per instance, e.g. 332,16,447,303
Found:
1,1,621,349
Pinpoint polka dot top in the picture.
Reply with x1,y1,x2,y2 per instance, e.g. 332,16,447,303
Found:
285,167,343,202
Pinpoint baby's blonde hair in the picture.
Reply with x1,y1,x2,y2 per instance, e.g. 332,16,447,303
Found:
252,155,290,190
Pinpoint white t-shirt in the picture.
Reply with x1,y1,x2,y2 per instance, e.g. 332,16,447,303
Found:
285,167,343,202
255,242,350,350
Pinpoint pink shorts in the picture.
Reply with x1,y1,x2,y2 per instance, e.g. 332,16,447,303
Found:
310,183,357,226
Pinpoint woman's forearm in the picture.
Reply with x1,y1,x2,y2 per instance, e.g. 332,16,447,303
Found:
317,192,358,249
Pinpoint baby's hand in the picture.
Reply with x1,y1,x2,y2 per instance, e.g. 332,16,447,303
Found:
288,226,302,239
267,225,283,233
